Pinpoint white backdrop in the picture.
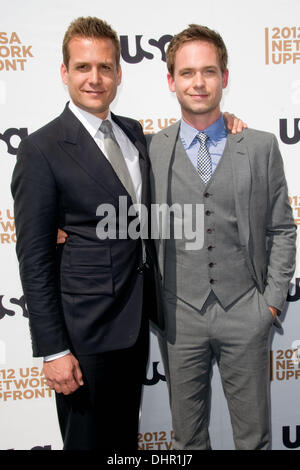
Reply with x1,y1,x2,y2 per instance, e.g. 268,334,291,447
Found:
1,0,299,450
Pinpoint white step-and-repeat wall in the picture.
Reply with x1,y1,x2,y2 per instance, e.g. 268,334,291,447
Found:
1,0,299,450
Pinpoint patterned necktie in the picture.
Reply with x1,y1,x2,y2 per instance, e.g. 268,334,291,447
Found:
196,132,212,184
100,120,136,205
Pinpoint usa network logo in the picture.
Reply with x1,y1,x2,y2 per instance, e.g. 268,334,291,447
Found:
0,295,28,320
282,426,300,449
287,278,300,302
120,34,173,63
144,361,166,386
279,118,300,144
0,127,28,155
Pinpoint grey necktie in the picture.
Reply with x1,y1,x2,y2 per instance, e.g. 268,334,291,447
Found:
196,132,212,184
100,120,137,205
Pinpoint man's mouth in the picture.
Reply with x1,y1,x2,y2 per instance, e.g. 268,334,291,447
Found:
190,92,208,97
83,90,105,95
189,93,209,100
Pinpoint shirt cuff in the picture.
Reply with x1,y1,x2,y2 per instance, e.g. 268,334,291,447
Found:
44,349,71,362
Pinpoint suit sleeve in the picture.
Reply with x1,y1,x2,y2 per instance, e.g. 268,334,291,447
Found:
263,135,297,311
11,138,70,357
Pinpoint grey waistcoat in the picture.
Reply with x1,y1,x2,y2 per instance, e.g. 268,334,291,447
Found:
164,137,255,310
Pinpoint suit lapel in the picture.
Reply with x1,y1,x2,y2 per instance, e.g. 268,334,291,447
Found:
150,121,180,278
226,133,250,246
112,113,148,160
112,113,150,208
57,106,144,205
154,121,180,207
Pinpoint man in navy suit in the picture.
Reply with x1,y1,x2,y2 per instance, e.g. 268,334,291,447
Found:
11,16,157,451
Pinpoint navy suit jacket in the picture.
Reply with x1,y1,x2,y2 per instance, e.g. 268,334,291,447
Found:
11,104,158,357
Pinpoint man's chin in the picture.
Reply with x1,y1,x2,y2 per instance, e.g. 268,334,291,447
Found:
187,106,212,116
76,102,109,118
188,103,220,117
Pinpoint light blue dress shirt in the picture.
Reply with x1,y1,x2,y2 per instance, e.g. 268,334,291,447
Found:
180,114,228,174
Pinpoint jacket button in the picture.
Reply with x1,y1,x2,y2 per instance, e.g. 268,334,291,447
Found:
204,192,210,198
209,279,215,284
205,210,211,216
208,262,214,268
208,245,214,251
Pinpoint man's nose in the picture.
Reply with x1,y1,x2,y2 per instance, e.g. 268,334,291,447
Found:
89,67,100,85
193,72,205,88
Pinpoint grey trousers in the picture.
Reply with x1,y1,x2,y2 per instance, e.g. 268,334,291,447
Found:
158,287,274,450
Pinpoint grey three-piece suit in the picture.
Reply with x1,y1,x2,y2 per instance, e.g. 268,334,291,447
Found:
149,121,296,449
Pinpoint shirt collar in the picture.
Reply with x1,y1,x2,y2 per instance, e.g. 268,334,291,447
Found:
180,113,227,149
68,100,112,139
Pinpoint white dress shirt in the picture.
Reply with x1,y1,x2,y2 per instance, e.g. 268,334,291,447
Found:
44,101,142,362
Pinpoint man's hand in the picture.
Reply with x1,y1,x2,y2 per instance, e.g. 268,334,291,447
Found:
43,353,84,395
57,228,68,244
223,112,247,135
269,306,279,319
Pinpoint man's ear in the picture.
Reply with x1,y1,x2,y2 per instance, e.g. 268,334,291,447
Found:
60,63,68,85
222,69,229,89
167,72,176,93
117,64,122,86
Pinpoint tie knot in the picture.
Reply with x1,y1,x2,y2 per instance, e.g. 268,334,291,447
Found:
100,119,113,135
196,132,209,145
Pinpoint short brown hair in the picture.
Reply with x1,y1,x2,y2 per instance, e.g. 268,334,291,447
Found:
166,24,228,76
62,16,121,69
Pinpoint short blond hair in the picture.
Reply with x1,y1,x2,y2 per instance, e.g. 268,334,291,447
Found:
166,24,228,76
62,16,121,69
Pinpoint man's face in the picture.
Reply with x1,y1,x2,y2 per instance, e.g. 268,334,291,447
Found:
167,40,228,127
61,36,121,119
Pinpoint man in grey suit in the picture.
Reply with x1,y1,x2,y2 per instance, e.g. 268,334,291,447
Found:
149,24,296,450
